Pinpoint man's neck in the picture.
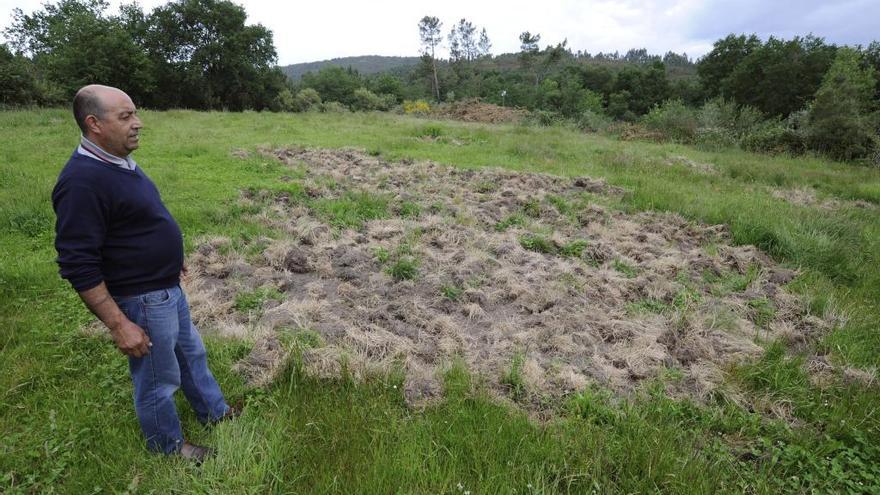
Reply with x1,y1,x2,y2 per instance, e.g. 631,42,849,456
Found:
79,135,137,171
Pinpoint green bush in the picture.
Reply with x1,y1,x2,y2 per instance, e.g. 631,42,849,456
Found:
642,99,698,143
320,101,349,113
351,87,383,111
294,88,322,112
740,119,805,155
576,109,613,132
527,110,561,126
695,127,737,151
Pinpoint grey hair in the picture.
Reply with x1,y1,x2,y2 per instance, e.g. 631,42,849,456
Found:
72,87,106,134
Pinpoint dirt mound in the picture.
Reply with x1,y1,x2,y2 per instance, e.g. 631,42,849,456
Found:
431,99,528,124
186,147,830,407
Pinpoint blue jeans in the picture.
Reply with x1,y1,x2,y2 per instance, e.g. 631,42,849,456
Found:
113,285,229,454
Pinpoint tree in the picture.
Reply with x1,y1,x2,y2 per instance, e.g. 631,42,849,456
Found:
697,34,761,98
862,41,880,109
418,16,442,101
518,31,541,85
300,66,363,107
478,28,491,58
806,47,878,161
0,44,41,105
142,0,285,110
4,0,154,103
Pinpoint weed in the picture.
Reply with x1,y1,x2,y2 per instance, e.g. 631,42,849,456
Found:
387,256,419,281
475,180,496,193
560,239,589,257
494,213,527,232
398,201,421,219
417,124,444,138
545,194,575,216
612,259,638,278
672,286,702,310
519,234,555,254
627,298,670,315
501,353,526,400
704,266,760,296
372,246,390,264
440,284,463,301
522,199,541,218
311,191,389,229
234,287,283,312
747,298,776,328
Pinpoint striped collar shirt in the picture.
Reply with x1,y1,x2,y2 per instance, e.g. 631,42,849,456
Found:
77,135,137,171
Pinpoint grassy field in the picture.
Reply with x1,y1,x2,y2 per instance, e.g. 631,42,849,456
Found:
1,108,879,494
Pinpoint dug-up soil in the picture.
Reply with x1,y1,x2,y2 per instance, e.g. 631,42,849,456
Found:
184,147,830,407
430,98,528,124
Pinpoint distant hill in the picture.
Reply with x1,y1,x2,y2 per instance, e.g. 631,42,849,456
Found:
281,55,421,80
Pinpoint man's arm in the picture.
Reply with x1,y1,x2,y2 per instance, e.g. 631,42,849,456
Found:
79,282,151,358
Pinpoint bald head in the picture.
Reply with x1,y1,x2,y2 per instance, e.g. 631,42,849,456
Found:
73,85,128,134
72,85,142,157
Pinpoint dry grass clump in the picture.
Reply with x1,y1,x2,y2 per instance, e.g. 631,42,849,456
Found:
182,147,832,408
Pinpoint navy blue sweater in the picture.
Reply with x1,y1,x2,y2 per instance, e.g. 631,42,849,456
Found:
52,152,183,296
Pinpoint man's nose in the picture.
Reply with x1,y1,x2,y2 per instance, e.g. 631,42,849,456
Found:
132,116,143,129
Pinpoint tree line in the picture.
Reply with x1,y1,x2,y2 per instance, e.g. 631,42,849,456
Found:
2,2,878,162
1,0,285,110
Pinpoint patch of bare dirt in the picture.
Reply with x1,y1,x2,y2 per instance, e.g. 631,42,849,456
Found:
431,98,528,124
666,155,717,175
184,147,832,407
771,187,877,210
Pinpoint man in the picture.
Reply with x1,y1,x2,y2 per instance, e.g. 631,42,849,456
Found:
52,85,237,462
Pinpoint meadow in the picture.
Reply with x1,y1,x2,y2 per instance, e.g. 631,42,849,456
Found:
1,109,879,494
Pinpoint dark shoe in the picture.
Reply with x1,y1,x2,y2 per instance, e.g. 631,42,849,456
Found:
211,401,243,425
179,441,214,464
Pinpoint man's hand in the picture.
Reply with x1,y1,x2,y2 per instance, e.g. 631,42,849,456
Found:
181,265,189,280
109,319,152,357
78,282,152,358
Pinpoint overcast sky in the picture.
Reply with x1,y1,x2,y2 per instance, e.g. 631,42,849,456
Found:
1,0,877,65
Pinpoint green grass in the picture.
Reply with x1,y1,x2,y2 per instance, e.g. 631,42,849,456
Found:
386,255,419,281
310,190,389,229
234,287,283,313
519,233,556,254
2,109,880,493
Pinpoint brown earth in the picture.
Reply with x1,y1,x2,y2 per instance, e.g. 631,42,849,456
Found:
430,99,528,124
182,147,832,407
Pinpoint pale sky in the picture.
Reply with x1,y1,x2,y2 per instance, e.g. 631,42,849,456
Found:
1,0,877,65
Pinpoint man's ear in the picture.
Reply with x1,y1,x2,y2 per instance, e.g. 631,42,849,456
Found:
84,114,102,135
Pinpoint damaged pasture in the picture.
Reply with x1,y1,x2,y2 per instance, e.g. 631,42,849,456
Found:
183,147,832,407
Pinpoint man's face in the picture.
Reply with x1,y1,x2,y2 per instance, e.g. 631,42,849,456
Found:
90,91,142,157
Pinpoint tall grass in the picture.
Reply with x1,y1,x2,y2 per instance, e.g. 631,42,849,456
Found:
2,109,879,493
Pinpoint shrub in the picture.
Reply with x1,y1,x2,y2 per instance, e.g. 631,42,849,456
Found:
274,89,296,112
576,109,613,133
528,109,561,126
320,101,348,113
734,105,766,137
293,88,321,112
697,97,738,130
377,93,397,111
740,120,805,155
403,99,431,114
642,99,698,143
351,87,382,111
695,127,737,151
